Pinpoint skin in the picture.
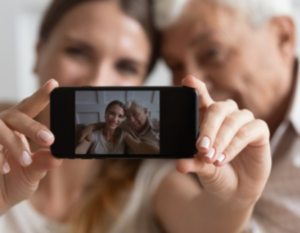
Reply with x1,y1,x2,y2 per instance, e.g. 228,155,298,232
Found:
0,1,272,232
125,104,148,133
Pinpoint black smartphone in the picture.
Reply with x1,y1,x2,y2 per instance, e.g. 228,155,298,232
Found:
50,87,199,159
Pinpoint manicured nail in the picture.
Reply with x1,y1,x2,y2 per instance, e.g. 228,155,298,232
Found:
199,136,210,149
205,148,215,159
218,154,225,163
43,80,51,87
22,151,32,165
3,162,10,174
38,130,54,142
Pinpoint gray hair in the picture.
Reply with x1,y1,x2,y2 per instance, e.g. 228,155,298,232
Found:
125,100,146,111
154,0,293,29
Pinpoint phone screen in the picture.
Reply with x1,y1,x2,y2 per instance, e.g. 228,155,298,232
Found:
51,86,198,159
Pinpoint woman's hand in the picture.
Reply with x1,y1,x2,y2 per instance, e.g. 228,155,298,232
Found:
0,79,62,215
178,76,272,202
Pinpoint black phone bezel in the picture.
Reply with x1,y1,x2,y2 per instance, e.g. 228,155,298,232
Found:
50,86,199,159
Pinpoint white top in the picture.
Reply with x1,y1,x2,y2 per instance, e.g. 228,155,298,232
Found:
0,160,176,233
0,200,69,233
244,61,300,233
89,129,126,154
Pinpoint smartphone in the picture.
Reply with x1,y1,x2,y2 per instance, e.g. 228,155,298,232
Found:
50,87,199,159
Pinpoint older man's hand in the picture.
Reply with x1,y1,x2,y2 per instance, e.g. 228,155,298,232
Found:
177,75,272,205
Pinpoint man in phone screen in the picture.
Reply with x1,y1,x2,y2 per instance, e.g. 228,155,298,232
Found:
124,101,160,147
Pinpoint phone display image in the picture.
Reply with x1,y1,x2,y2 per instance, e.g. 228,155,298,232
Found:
75,90,160,155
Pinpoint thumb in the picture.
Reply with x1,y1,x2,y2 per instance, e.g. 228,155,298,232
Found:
23,149,62,183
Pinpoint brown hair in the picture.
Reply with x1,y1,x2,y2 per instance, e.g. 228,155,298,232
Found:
104,100,125,148
39,0,159,74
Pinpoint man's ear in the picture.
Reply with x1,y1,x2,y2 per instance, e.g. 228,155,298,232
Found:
33,40,44,75
144,108,148,115
271,16,296,64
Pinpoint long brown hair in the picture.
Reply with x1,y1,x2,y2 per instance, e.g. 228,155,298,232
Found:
38,0,155,232
104,100,125,148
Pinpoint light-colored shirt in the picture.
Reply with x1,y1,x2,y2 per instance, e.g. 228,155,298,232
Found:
126,117,160,147
0,160,175,233
245,60,300,233
89,129,126,154
0,200,69,233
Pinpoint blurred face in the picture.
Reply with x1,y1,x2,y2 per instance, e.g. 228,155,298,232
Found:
161,0,295,120
35,1,151,87
105,104,124,130
125,104,148,132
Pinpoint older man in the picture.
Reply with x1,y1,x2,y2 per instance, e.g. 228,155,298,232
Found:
124,100,160,146
155,0,299,232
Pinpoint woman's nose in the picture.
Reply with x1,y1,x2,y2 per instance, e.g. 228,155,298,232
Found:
87,61,115,86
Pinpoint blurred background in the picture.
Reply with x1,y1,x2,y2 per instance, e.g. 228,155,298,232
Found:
0,0,300,102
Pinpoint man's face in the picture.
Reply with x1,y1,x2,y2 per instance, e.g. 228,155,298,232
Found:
161,0,295,120
125,104,148,132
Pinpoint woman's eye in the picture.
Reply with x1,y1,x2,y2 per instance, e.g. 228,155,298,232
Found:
116,62,138,75
65,47,87,58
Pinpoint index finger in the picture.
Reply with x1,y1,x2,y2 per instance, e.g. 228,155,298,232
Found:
182,75,214,109
13,79,59,118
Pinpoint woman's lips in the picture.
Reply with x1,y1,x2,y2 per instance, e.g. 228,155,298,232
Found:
108,122,119,127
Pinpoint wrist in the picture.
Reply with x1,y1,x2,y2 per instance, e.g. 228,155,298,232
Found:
198,191,257,233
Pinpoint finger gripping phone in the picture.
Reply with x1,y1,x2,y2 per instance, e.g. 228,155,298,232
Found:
50,86,199,159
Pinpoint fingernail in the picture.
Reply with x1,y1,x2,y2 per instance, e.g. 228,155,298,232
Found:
199,136,210,149
204,147,215,159
38,130,54,142
43,80,51,87
218,154,225,163
3,162,10,174
22,151,32,165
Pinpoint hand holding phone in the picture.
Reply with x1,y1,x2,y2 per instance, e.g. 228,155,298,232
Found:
0,80,62,215
177,75,271,206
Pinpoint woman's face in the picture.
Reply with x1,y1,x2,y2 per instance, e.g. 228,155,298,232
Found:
34,1,151,87
105,105,124,130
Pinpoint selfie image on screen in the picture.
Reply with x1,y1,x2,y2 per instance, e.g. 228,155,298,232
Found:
75,90,160,155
